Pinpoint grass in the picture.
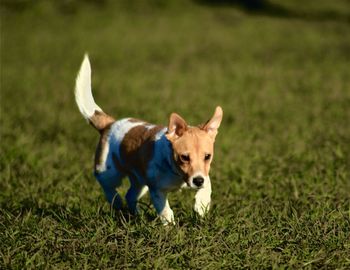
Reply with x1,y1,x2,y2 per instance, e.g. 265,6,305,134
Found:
1,0,350,268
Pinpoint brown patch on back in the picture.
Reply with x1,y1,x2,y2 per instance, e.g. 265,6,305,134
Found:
119,125,164,177
89,110,115,132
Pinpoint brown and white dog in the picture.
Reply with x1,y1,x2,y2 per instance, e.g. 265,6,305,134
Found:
75,55,223,224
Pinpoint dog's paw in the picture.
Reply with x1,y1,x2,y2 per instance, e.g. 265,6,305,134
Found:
160,209,175,226
194,202,210,217
161,218,176,226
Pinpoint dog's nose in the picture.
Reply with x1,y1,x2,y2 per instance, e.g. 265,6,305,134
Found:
193,176,204,187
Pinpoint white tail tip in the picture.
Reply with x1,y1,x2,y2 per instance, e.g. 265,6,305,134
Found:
75,54,102,120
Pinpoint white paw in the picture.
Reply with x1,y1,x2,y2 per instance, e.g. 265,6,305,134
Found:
194,202,210,217
160,209,175,225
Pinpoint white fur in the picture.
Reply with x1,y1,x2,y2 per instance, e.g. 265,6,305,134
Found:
194,178,212,216
75,55,102,120
95,137,110,173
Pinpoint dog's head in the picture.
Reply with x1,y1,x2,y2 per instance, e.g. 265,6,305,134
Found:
166,106,223,189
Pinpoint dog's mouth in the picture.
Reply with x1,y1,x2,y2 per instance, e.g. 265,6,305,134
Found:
191,184,204,190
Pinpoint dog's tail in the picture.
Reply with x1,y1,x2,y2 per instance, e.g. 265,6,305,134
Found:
75,54,115,131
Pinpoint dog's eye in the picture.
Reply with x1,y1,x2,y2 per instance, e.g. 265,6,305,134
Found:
204,154,211,161
180,154,190,162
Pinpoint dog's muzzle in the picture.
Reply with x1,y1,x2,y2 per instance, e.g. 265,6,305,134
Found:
188,173,207,189
192,176,204,188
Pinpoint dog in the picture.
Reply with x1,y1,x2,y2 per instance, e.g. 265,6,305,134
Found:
75,55,223,225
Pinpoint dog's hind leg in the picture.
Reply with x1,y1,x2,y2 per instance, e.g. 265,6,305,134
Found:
125,175,148,215
95,170,124,209
94,126,126,209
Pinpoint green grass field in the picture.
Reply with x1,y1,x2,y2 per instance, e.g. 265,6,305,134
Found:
1,0,350,268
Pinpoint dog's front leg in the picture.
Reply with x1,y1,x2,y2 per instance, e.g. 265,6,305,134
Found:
150,189,174,225
194,178,212,217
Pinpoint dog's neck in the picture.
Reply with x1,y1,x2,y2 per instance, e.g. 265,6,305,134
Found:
159,132,186,182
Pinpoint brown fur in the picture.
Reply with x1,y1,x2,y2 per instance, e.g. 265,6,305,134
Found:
119,124,164,178
89,110,115,132
165,106,223,183
167,127,214,179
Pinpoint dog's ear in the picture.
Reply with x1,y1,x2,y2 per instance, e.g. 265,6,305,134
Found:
202,106,223,139
166,113,188,140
